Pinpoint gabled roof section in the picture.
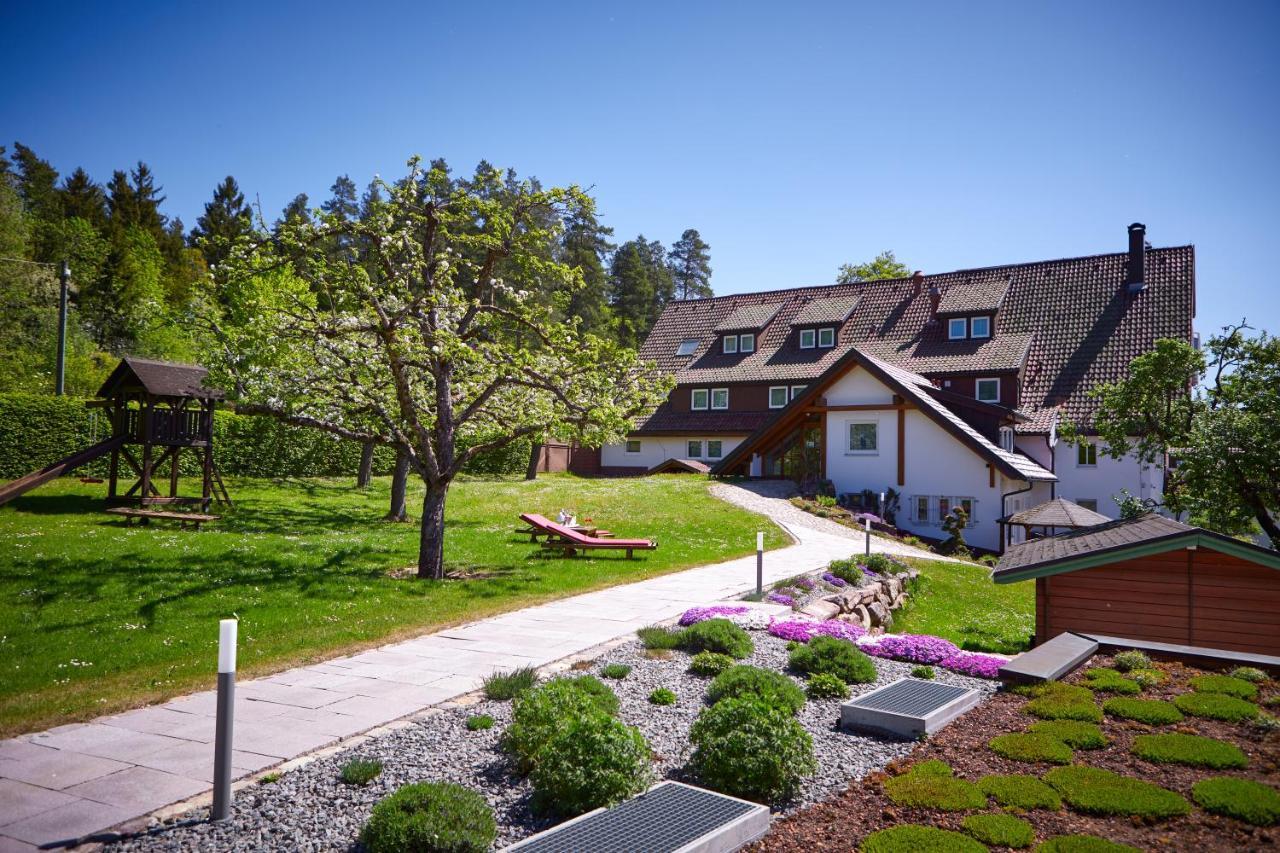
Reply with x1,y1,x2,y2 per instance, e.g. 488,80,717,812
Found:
993,513,1280,583
648,458,711,475
935,275,1011,315
714,302,782,332
97,357,224,400
1005,497,1110,528
790,294,861,327
711,346,1055,483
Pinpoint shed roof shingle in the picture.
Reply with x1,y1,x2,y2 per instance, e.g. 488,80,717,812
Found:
97,357,224,400
1005,498,1111,528
714,302,782,332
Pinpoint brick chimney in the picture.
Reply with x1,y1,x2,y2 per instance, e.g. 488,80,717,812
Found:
1126,223,1147,293
927,282,941,323
910,270,925,296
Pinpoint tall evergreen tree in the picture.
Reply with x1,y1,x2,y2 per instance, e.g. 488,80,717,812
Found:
278,193,310,228
637,236,674,326
609,240,655,349
558,205,614,333
61,167,108,228
322,175,359,221
668,228,713,300
106,162,167,236
189,175,251,267
9,143,61,222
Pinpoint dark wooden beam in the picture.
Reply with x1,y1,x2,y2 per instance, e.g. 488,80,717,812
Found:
897,406,905,486
806,403,911,413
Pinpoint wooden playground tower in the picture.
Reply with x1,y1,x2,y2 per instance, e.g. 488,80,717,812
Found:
0,357,230,512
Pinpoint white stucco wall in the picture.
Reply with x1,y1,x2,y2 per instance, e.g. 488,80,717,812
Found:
1050,439,1161,519
600,435,745,469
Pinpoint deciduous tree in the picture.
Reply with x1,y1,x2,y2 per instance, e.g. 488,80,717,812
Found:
836,250,910,284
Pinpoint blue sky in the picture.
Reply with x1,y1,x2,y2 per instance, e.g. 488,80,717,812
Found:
2,1,1277,337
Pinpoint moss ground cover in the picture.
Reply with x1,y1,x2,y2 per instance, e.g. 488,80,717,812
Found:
1042,766,1190,819
883,761,987,810
0,473,786,736
962,813,1034,848
861,825,988,852
989,732,1074,764
977,774,1062,810
1027,720,1107,749
1101,696,1183,725
1024,683,1102,722
1080,667,1140,695
1191,777,1280,826
1174,691,1259,722
1034,836,1140,852
1131,732,1249,769
1188,674,1258,700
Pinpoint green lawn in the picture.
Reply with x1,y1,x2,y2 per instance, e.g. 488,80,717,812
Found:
893,558,1034,654
0,473,787,736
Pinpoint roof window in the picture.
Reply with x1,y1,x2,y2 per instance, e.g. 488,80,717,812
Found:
676,339,699,356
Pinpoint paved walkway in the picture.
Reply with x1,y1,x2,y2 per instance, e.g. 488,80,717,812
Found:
0,517,865,850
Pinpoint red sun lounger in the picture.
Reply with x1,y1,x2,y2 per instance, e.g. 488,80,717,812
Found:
519,513,657,558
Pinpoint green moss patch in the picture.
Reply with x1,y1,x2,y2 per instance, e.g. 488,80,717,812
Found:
978,774,1062,810
1034,835,1141,852
1081,667,1140,695
883,761,987,811
989,732,1073,764
1101,696,1183,725
1129,668,1167,689
962,814,1034,848
1174,691,1259,722
1131,733,1248,769
1191,777,1280,826
1028,720,1107,749
1023,683,1102,723
862,825,988,852
1043,766,1190,819
1188,673,1259,700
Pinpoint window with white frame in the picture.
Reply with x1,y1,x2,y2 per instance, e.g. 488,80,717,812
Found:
911,495,979,526
625,439,641,453
817,327,835,347
722,334,738,354
847,420,878,453
999,426,1015,452
948,317,967,339
691,388,709,410
1077,441,1097,467
938,496,951,519
976,377,1000,403
707,440,723,458
768,386,788,409
915,495,929,522
738,333,755,353
970,316,991,338
710,388,729,410
791,384,807,400
1076,498,1098,512
687,440,702,458
799,328,816,349
676,339,699,356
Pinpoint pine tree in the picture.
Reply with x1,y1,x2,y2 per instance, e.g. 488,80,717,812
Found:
637,236,674,328
609,240,655,349
278,193,310,228
61,168,108,228
189,175,251,267
558,205,614,333
106,163,167,236
668,228,713,300
321,175,359,221
9,143,61,222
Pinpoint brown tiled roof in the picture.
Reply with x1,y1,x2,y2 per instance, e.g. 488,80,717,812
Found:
1005,497,1111,528
648,458,711,474
714,302,782,332
935,275,1010,315
97,357,224,400
790,294,861,326
639,244,1195,433
632,404,768,435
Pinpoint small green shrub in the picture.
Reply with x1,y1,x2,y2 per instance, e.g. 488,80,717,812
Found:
1043,766,1190,819
707,665,805,714
1191,776,1280,826
648,687,676,705
1111,650,1151,672
962,813,1034,848
258,771,281,785
1129,668,1167,689
1189,673,1259,700
530,713,652,817
861,825,988,852
1174,691,1259,722
1081,667,1140,695
827,557,864,586
1229,665,1269,683
689,697,816,803
788,635,877,684
466,714,494,731
806,672,850,700
1131,733,1249,769
360,781,496,853
883,761,987,811
688,651,736,677
989,732,1073,764
482,666,539,701
1102,697,1183,725
1023,682,1102,722
1033,836,1140,853
504,677,619,772
863,553,908,575
1028,720,1107,749
680,618,754,659
636,625,684,650
340,758,383,786
600,663,632,680
912,665,936,679
978,774,1062,810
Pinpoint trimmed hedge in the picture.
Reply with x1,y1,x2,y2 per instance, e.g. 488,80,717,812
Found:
0,392,531,480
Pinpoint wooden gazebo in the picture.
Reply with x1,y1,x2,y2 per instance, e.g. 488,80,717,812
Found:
997,497,1108,552
91,357,229,512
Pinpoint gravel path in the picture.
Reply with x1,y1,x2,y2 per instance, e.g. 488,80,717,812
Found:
709,480,968,563
109,630,996,852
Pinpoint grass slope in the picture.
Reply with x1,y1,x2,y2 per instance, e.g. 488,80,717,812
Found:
0,473,786,735
893,558,1033,654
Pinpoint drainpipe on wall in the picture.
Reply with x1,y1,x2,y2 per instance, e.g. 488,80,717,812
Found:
999,481,1034,555
1045,435,1056,500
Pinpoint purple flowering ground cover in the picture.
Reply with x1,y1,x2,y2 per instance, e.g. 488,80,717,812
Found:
769,619,867,643
677,605,749,626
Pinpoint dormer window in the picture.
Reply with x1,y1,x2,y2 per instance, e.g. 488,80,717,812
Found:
976,377,1000,403
999,426,1015,452
691,388,709,410
817,327,835,348
948,318,967,340
799,328,816,349
970,316,991,338
722,335,738,354
739,333,755,353
676,339,699,356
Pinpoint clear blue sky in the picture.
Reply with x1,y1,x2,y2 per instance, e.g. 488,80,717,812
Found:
2,1,1277,337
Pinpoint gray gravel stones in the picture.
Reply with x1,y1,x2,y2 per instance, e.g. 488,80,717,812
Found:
109,631,995,852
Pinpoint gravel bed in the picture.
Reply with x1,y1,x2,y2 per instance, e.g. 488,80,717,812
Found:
110,631,996,852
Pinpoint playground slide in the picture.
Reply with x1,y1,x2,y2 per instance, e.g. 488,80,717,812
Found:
0,435,126,507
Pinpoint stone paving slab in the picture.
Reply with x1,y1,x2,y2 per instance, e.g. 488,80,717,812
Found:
0,517,859,848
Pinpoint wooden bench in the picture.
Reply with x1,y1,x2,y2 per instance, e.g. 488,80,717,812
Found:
105,507,220,530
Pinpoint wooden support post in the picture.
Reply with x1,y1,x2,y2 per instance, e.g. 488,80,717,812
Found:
170,446,181,498
896,403,905,486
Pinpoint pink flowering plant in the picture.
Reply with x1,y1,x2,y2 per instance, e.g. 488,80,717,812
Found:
768,619,866,643
678,605,749,627
860,633,1003,679
766,592,796,607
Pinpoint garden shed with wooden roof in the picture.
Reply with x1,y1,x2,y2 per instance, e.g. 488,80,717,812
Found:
993,514,1280,658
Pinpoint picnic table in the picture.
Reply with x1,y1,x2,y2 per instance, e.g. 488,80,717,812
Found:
105,507,220,530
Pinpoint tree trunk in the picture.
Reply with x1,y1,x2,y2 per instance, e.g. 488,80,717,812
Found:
356,441,375,488
417,483,448,580
525,441,543,481
385,449,410,522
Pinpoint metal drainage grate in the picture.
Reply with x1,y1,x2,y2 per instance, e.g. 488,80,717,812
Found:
841,677,981,739
504,781,770,853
